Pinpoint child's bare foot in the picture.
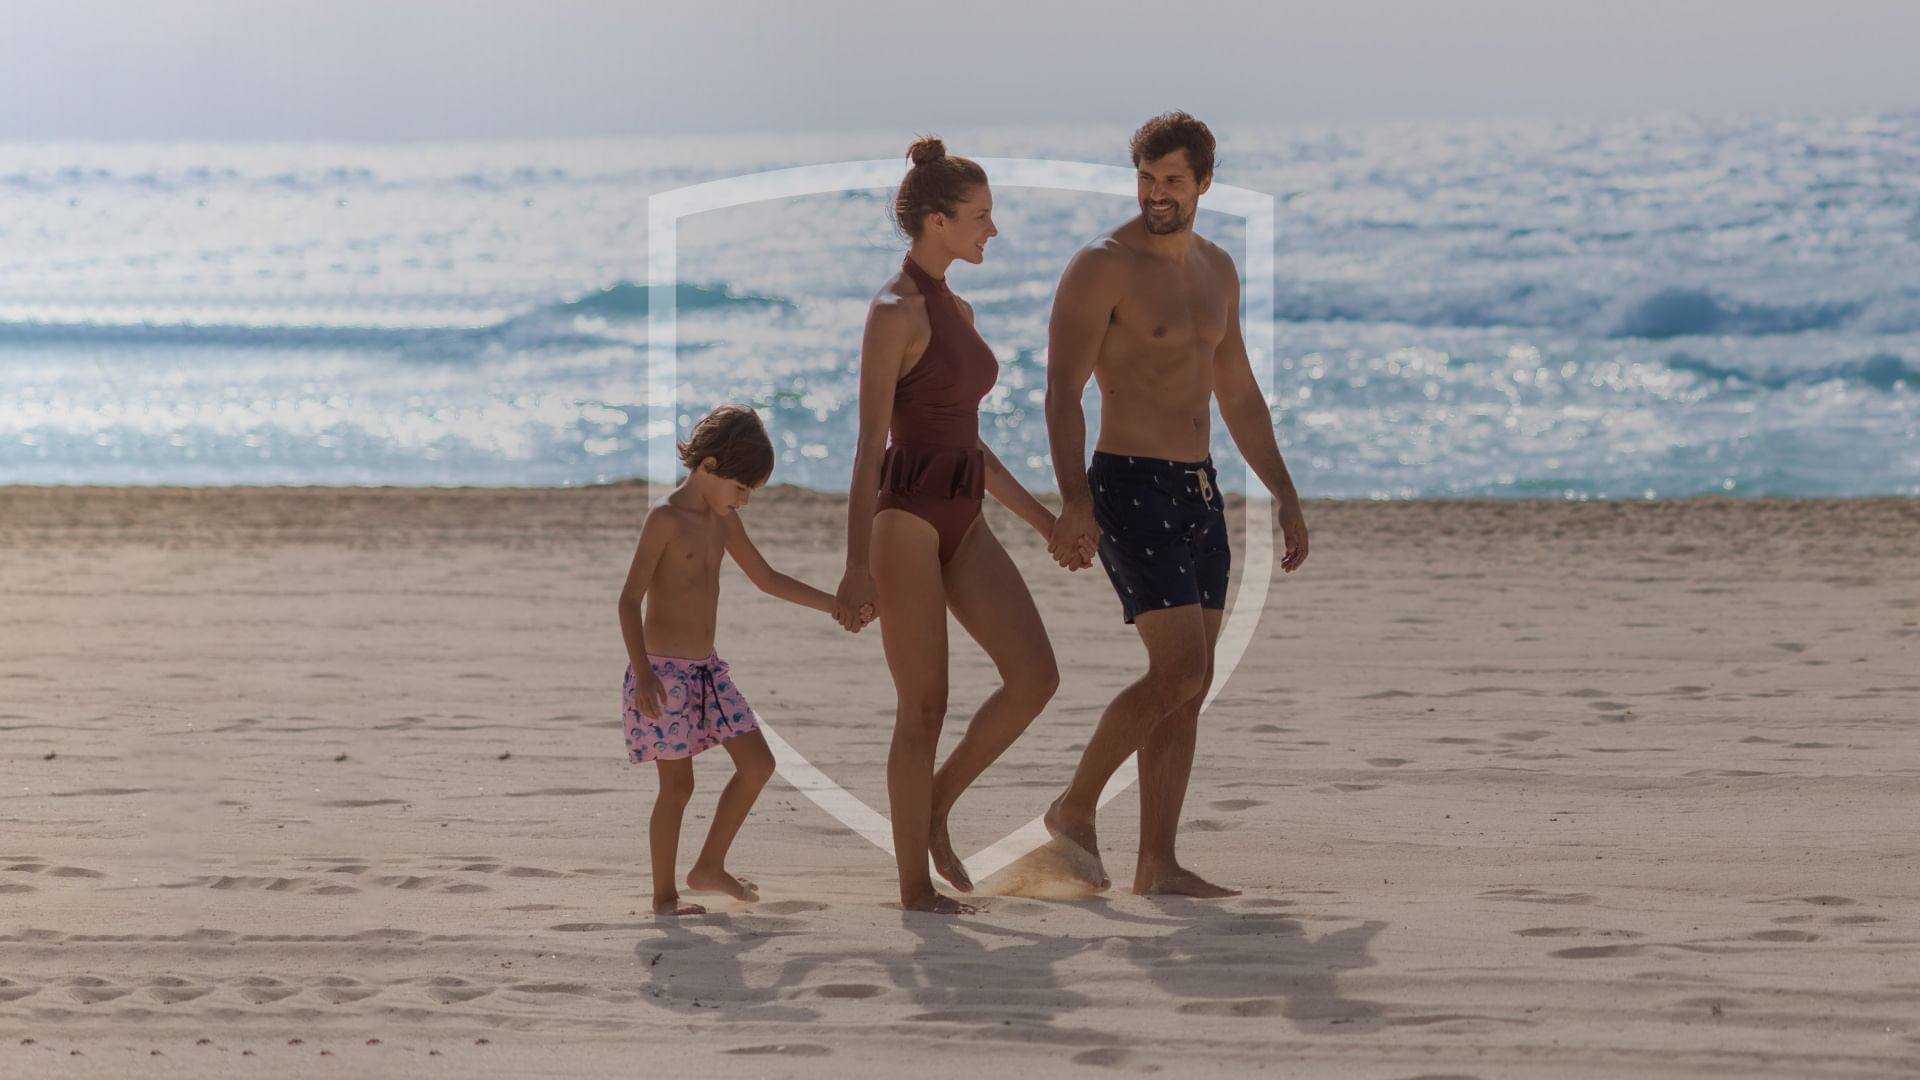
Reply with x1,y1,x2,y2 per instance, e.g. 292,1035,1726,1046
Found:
1133,863,1240,899
1044,795,1109,889
653,894,707,916
685,864,758,902
928,815,972,893
901,889,976,915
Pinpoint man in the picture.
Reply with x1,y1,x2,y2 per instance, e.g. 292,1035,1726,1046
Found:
1044,112,1309,897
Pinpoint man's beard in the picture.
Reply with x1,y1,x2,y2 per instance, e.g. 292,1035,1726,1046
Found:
1143,200,1190,235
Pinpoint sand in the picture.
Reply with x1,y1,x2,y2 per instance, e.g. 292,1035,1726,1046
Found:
2,485,1918,1078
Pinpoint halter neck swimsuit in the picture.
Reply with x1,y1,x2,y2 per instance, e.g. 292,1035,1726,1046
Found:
876,254,1000,563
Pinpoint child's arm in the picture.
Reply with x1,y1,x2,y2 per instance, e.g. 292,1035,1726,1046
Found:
723,512,838,617
616,509,675,716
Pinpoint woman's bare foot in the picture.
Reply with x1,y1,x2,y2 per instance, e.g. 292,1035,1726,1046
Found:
901,888,977,915
653,894,707,916
685,864,758,902
1133,863,1240,899
928,815,973,892
1044,795,1109,889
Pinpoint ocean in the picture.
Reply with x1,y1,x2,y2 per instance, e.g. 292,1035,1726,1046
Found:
3,114,1916,497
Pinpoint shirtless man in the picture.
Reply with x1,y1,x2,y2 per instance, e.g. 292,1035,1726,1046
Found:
1043,112,1310,897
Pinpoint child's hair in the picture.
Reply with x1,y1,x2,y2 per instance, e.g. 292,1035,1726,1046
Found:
677,404,775,487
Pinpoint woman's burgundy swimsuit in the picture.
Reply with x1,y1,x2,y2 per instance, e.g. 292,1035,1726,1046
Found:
877,255,1000,564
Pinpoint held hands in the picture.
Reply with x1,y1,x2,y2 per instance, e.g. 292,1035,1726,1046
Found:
1047,501,1100,571
833,566,879,632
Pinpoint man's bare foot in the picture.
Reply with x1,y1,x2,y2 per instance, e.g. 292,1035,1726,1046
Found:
1044,795,1110,889
928,815,973,892
653,895,707,916
685,865,758,902
1133,864,1241,899
901,889,976,915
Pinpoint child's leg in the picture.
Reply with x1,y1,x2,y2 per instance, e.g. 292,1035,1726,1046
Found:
685,730,775,902
650,758,703,916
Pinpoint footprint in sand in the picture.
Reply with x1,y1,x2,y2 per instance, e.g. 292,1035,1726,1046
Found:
1516,927,1643,939
1176,998,1282,1018
815,984,883,1000
1482,888,1598,906
757,900,828,915
64,978,131,1004
232,977,300,1004
1365,758,1410,767
1210,798,1267,811
1551,944,1646,960
724,1044,832,1057
146,980,213,1004
1747,930,1820,942
426,985,495,1005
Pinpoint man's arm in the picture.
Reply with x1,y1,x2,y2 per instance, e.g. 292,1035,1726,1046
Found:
1211,252,1309,573
1044,243,1124,567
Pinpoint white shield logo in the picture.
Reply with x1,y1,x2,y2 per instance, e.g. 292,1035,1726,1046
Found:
648,158,1275,885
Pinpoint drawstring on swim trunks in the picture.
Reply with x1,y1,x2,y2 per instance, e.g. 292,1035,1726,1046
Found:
1185,466,1214,505
689,660,719,723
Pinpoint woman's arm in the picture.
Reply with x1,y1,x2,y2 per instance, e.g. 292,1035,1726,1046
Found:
836,296,915,628
980,438,1055,538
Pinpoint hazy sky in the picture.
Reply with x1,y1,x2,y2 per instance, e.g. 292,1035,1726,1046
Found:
3,0,1916,140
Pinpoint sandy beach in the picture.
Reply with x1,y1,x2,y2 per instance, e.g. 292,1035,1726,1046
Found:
2,485,1918,1078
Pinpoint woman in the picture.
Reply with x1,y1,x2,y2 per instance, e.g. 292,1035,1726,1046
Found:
835,138,1078,914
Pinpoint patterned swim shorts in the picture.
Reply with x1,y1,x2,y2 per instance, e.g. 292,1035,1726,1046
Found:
621,653,760,763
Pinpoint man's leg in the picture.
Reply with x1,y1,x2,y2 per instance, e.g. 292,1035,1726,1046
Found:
1134,607,1238,896
1048,604,1210,886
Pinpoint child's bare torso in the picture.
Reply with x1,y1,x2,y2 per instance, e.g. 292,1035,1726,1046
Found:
641,503,726,659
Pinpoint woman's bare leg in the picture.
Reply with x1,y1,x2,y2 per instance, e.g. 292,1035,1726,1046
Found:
871,509,973,915
929,518,1059,890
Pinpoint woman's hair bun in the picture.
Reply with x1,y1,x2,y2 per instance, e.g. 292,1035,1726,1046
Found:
907,136,946,167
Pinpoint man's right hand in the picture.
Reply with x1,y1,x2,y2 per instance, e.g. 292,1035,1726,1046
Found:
834,566,878,631
1049,502,1100,571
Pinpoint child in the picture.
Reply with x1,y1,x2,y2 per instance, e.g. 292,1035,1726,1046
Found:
617,404,867,916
